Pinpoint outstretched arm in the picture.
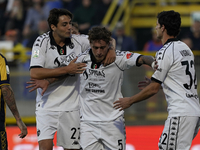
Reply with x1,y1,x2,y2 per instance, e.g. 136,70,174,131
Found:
2,85,27,138
30,57,86,79
26,76,66,96
137,55,155,68
113,81,161,111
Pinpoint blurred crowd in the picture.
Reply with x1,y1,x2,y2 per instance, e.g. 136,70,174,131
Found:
0,0,200,58
0,0,114,50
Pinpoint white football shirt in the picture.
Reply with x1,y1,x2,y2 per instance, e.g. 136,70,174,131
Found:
152,38,200,117
30,32,90,111
77,50,141,121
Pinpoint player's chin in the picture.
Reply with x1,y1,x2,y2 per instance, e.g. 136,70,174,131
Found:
64,33,71,38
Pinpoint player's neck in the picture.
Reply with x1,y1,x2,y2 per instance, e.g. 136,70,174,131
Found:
161,33,175,45
52,32,66,47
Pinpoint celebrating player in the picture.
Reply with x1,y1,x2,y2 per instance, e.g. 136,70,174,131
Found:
113,10,200,150
76,26,154,150
29,8,115,150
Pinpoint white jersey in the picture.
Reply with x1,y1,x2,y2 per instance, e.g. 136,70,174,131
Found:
77,50,141,121
152,38,200,117
30,32,90,111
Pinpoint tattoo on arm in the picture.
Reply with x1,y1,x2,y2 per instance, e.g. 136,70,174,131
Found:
2,85,20,120
138,56,154,66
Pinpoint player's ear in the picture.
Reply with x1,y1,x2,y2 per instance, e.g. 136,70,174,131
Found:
51,24,56,31
161,25,165,32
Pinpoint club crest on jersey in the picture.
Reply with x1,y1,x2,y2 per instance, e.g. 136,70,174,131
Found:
126,53,133,59
54,52,76,66
33,49,39,58
69,42,74,49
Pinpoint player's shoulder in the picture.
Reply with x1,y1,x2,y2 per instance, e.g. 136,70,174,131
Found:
116,50,128,56
116,50,137,58
77,49,90,63
33,32,50,47
71,34,88,41
0,53,7,62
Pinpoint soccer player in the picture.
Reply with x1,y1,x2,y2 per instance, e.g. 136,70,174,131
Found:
29,8,115,150
113,10,200,150
27,26,155,150
0,54,27,149
76,26,154,150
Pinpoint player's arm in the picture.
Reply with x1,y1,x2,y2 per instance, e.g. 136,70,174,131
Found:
30,58,86,79
114,80,161,111
26,76,66,96
137,55,155,67
1,85,27,138
103,38,116,66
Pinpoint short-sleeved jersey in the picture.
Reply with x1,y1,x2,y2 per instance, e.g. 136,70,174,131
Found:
0,54,10,130
151,38,200,117
30,32,90,111
77,50,141,121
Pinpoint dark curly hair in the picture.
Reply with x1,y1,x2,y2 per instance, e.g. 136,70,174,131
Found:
157,10,181,37
47,8,73,31
88,26,111,44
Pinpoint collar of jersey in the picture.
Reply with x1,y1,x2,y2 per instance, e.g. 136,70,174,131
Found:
49,31,71,47
89,49,102,69
164,38,178,45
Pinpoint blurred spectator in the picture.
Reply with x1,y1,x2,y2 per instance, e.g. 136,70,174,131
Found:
4,29,26,64
5,0,27,39
43,0,63,18
94,0,112,25
143,28,162,51
23,19,49,48
183,20,200,50
112,22,137,51
0,0,8,36
73,0,96,34
4,29,19,45
61,0,80,13
71,22,80,35
181,36,193,50
22,0,47,40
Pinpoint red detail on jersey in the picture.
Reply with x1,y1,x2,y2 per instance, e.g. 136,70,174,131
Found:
126,53,132,59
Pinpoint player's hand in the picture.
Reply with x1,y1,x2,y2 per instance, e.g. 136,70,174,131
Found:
138,76,151,90
26,79,49,96
113,97,132,111
151,59,158,71
102,49,116,66
66,57,86,74
16,119,27,138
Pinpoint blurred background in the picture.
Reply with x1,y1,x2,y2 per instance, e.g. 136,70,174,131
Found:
1,0,200,149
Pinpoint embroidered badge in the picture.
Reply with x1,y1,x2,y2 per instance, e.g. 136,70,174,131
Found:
60,48,64,55
69,43,74,49
93,64,97,69
33,49,39,58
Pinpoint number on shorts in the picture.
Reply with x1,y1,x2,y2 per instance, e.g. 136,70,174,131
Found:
118,139,123,150
161,133,167,145
71,127,80,139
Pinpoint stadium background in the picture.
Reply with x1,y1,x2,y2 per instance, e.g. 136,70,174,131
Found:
2,0,200,149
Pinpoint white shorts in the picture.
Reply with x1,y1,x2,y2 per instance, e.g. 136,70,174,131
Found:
80,116,126,150
158,116,200,150
36,109,80,149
